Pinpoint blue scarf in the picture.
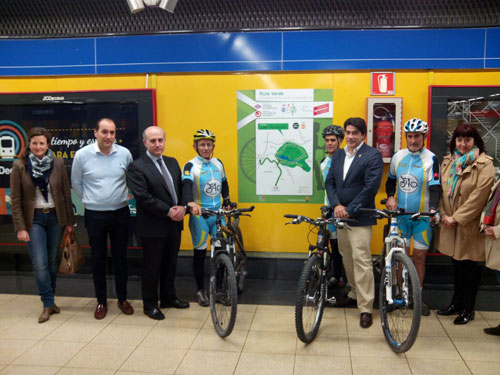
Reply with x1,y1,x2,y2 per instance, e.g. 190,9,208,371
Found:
446,147,478,198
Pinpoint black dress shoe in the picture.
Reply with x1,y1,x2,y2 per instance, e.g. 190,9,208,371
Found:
334,295,357,308
453,310,475,325
160,299,190,309
436,304,462,316
484,324,500,336
360,313,373,328
144,307,165,320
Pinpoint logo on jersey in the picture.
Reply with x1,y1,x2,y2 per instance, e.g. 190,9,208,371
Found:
399,173,418,193
203,179,222,197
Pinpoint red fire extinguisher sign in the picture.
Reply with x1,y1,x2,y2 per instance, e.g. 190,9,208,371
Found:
371,72,395,95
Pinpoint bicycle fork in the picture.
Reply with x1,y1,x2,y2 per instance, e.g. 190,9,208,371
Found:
383,244,408,306
321,250,336,305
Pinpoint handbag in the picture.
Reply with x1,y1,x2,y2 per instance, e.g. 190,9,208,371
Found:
58,231,84,275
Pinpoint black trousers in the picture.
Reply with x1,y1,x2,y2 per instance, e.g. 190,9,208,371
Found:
451,258,481,311
85,206,130,305
140,227,181,310
329,238,347,282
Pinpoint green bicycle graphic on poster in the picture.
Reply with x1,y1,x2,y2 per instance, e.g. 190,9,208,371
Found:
237,89,333,203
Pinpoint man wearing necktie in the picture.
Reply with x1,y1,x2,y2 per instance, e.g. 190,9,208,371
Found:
127,126,192,320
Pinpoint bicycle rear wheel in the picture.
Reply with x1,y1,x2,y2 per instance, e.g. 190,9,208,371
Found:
295,254,325,343
379,252,421,353
209,253,238,337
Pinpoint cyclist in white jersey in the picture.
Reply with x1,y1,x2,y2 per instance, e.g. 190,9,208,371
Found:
320,125,348,289
182,129,232,306
385,118,441,316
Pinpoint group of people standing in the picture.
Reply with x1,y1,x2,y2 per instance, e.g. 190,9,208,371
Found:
321,117,500,334
10,119,230,323
9,116,500,335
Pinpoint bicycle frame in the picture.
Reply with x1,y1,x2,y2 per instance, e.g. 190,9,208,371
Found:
383,217,408,305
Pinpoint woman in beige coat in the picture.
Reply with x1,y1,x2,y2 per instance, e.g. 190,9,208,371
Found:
10,127,75,323
480,178,500,335
436,123,494,324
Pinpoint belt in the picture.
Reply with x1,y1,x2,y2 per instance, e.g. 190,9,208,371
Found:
35,207,56,213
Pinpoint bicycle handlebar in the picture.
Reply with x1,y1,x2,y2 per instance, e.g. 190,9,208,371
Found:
201,205,255,218
283,214,357,227
357,207,437,220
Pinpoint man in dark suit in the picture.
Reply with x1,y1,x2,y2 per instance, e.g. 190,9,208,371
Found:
325,117,383,328
127,126,191,320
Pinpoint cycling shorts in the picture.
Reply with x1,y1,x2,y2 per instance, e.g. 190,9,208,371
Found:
396,216,432,250
189,214,225,250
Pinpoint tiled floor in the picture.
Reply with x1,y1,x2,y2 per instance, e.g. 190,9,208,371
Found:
0,293,499,375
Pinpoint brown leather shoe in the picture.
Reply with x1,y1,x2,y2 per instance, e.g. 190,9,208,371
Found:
360,313,373,328
117,300,134,315
94,304,107,320
38,308,50,323
50,304,60,314
38,304,61,323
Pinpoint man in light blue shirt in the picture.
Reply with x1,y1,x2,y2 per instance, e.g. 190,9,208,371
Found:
71,118,134,320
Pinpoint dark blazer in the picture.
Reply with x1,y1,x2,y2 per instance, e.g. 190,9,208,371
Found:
10,157,75,232
325,143,383,226
127,154,187,238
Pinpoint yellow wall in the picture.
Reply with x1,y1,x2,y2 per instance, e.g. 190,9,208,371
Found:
2,70,500,254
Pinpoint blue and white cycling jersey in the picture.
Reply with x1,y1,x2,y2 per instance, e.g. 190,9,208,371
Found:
182,155,227,209
320,155,336,234
183,155,228,249
387,148,440,212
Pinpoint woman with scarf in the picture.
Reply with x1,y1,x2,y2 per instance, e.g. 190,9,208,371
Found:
10,127,74,323
436,123,494,324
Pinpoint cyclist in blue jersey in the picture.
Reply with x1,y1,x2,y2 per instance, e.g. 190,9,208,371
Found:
385,118,441,316
182,129,232,307
320,125,348,289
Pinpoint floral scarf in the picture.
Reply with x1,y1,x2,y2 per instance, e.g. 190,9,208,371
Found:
27,149,54,202
446,146,478,197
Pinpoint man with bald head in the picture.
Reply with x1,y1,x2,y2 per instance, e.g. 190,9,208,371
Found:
127,126,192,320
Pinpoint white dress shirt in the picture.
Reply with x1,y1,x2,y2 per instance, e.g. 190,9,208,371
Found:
343,141,364,180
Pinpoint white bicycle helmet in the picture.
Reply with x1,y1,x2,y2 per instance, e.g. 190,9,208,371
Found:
404,118,428,134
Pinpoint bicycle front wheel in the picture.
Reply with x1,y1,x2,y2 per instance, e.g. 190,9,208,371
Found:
209,253,238,337
295,254,325,343
379,252,421,353
234,227,246,294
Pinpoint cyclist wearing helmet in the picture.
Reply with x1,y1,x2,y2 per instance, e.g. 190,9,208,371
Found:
182,129,232,307
321,125,348,289
385,117,441,316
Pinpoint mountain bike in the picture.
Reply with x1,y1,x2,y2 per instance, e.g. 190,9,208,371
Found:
284,206,355,343
201,205,255,338
357,206,436,353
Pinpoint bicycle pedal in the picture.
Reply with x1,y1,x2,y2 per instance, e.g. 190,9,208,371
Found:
326,297,336,305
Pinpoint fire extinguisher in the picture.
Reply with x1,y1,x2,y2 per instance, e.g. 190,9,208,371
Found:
374,114,394,158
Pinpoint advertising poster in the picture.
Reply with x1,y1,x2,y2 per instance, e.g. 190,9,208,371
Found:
0,90,154,223
237,89,333,203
